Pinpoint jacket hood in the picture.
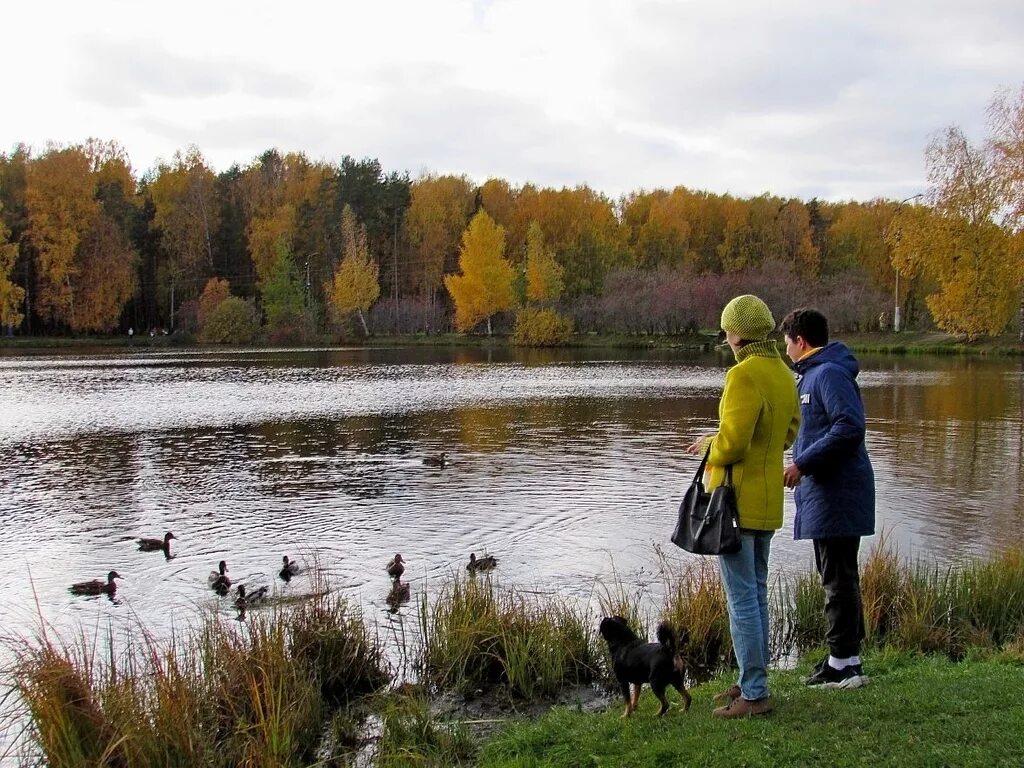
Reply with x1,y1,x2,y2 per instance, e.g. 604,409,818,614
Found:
795,341,860,379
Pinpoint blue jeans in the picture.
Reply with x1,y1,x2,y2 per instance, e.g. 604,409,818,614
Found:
719,529,773,701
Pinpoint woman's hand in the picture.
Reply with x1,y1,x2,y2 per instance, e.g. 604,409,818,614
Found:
783,463,803,488
685,433,715,455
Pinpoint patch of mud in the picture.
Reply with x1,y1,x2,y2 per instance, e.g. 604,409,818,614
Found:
430,684,614,741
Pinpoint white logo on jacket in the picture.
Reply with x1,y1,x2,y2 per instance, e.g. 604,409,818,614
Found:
800,393,810,404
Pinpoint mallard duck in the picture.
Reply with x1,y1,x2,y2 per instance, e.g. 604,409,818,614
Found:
70,571,121,596
386,553,405,580
209,561,231,594
467,552,498,572
386,578,411,604
137,531,176,553
235,584,269,610
422,452,447,468
279,555,300,580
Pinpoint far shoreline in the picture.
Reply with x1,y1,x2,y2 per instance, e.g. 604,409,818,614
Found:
1,330,1022,357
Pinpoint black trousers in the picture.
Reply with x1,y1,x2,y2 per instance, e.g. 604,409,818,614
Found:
813,537,865,658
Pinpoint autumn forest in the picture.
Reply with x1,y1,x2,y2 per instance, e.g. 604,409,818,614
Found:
1,86,1022,344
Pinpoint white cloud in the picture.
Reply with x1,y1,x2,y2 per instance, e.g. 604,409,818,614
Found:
3,0,1022,201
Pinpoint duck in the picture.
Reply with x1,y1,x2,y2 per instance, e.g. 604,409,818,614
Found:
422,452,447,468
137,531,176,553
279,555,300,581
234,584,269,610
386,553,405,580
386,578,411,605
467,552,498,573
208,561,231,595
70,571,121,596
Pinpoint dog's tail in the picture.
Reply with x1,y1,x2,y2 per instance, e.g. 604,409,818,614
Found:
657,622,690,672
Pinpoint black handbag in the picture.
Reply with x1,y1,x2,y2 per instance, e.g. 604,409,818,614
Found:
671,446,742,555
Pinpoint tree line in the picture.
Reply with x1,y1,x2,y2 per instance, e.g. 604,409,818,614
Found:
0,85,1021,343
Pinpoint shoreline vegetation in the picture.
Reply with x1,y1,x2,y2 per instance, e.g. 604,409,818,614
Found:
2,329,1023,357
5,539,1024,766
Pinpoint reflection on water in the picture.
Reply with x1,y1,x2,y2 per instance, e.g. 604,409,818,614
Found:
0,347,1021,655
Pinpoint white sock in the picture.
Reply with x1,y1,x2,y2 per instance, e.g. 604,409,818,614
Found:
828,655,857,670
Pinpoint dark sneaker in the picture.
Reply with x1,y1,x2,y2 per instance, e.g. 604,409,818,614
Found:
803,662,868,689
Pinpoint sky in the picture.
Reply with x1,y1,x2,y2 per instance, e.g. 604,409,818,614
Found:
4,0,1023,203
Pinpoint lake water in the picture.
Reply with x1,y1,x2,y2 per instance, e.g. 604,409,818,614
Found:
0,344,1021,689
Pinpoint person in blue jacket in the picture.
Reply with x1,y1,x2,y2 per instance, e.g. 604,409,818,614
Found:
781,308,875,689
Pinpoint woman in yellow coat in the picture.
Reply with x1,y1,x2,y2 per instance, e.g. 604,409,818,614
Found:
686,294,800,718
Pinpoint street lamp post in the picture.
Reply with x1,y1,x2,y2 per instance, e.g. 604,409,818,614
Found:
891,194,924,333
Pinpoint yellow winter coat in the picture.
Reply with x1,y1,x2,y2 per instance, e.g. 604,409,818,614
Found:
704,341,801,531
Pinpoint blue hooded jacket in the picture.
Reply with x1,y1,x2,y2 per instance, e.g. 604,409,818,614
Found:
791,341,875,540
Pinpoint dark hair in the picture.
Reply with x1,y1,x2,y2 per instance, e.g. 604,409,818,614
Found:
780,308,829,347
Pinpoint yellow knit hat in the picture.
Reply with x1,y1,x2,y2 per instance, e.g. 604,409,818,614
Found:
720,295,776,341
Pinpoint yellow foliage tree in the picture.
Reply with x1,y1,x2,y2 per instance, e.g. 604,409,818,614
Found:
903,126,1019,339
525,221,563,303
148,147,218,328
444,211,516,335
26,147,97,326
404,175,475,303
0,207,25,330
987,84,1024,339
326,205,380,336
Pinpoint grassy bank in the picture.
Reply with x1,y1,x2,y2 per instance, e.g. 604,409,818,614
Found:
7,541,1024,766
477,651,1024,768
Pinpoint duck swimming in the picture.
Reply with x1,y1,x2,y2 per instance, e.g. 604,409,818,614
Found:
70,571,121,596
138,531,176,553
235,584,269,610
209,561,231,594
279,555,300,580
386,553,405,580
422,452,447,468
467,552,498,572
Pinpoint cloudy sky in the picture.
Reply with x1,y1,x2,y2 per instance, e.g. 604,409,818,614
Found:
4,0,1022,202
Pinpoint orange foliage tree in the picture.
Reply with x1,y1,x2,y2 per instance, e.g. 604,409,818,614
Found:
25,144,137,332
0,206,24,330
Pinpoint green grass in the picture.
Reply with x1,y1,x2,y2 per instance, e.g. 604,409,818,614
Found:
477,651,1024,767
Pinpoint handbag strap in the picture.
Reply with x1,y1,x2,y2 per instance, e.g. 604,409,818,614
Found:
693,445,734,486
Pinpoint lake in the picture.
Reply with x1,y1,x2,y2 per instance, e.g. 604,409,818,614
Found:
0,344,1021,651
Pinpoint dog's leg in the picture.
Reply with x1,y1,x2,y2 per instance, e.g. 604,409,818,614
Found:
622,684,638,716
620,681,633,718
652,681,670,716
672,676,692,712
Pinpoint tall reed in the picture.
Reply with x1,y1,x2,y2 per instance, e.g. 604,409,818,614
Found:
418,575,599,699
8,578,389,767
656,553,731,676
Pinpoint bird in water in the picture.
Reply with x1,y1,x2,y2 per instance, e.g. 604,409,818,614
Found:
422,452,447,468
279,555,300,581
209,560,231,595
235,584,269,610
137,531,176,555
386,553,405,580
466,552,498,573
70,571,121,596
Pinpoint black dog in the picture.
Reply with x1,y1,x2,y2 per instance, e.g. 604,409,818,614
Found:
599,615,692,717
